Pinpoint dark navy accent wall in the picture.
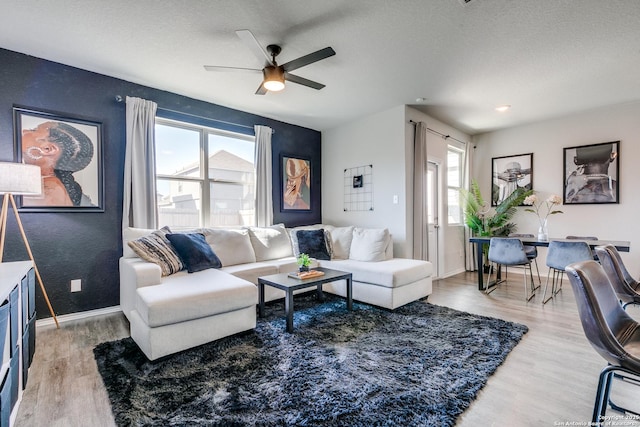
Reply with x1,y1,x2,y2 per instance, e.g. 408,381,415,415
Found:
0,48,321,318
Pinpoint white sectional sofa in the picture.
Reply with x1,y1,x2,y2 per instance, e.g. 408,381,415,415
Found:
120,224,433,360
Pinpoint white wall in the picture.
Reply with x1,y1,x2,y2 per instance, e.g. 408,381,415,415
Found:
473,101,640,276
322,104,471,278
322,105,409,256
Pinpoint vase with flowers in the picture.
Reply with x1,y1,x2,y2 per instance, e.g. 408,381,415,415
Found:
523,194,563,241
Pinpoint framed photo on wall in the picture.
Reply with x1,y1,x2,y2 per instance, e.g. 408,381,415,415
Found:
491,153,533,206
13,106,104,212
563,141,619,204
281,154,311,211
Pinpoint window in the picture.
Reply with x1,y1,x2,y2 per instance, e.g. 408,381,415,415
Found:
155,119,256,230
447,147,464,225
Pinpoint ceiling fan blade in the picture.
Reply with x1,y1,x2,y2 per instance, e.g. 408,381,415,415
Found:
236,29,272,65
284,72,325,90
204,65,261,72
281,47,336,72
255,83,268,95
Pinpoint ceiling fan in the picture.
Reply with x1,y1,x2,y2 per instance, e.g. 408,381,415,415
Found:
204,29,336,95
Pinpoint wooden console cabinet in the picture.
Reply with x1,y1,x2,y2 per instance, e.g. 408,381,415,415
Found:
0,262,36,426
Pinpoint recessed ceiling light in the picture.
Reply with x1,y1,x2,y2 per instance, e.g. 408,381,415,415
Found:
495,105,511,112
415,97,428,103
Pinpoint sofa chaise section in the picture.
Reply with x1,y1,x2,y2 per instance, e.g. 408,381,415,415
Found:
128,267,257,360
320,258,433,310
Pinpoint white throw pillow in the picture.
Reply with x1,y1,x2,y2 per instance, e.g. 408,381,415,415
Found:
328,226,354,260
248,224,293,261
201,228,256,266
349,228,390,262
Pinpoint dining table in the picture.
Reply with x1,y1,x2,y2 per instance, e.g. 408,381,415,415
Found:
469,236,631,291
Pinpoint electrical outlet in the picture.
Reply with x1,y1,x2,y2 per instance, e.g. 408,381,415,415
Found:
71,279,82,292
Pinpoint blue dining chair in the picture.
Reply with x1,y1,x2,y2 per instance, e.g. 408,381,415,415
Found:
566,235,599,261
509,233,541,288
543,240,594,304
486,237,536,301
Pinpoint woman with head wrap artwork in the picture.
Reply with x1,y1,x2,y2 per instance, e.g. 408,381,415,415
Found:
21,121,95,207
283,157,310,210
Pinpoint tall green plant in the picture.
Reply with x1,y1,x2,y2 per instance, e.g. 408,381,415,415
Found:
461,179,533,237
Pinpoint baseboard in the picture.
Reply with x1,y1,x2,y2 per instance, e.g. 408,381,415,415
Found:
36,305,122,328
440,268,466,279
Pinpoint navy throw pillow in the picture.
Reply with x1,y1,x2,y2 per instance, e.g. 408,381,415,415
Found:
295,229,331,260
166,233,222,273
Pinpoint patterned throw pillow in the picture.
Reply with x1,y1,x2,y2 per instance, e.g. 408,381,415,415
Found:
127,226,184,276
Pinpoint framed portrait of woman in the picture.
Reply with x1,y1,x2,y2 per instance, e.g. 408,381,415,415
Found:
281,154,311,211
13,107,104,212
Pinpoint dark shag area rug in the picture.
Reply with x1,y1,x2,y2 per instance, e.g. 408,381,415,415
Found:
94,294,528,427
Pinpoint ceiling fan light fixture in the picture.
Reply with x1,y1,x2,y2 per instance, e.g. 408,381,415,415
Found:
263,66,285,92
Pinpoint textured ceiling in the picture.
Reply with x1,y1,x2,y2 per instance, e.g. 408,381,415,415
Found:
1,0,639,134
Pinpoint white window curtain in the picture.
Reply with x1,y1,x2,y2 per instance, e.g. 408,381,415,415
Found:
254,125,273,227
122,96,158,230
463,140,476,271
413,121,429,260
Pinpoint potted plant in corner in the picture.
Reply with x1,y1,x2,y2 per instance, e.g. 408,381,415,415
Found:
297,253,312,273
461,179,533,271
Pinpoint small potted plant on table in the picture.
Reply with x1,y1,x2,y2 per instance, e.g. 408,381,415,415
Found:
297,253,312,273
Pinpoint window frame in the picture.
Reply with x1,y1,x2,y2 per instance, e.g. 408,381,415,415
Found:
155,117,256,228
447,145,465,225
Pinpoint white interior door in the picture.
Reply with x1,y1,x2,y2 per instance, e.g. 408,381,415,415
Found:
426,161,439,277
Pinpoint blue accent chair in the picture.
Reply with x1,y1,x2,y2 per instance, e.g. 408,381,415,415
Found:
486,237,536,301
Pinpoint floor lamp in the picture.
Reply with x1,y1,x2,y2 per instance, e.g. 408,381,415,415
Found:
0,162,59,328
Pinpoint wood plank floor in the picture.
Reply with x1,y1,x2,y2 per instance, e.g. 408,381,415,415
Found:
15,272,640,426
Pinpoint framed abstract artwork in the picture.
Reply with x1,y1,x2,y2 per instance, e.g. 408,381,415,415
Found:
563,141,619,204
13,106,104,212
491,153,533,206
281,154,311,211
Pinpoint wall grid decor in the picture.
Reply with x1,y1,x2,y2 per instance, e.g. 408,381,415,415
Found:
344,164,373,211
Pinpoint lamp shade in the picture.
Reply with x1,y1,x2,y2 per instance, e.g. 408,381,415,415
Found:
0,162,42,195
262,66,285,92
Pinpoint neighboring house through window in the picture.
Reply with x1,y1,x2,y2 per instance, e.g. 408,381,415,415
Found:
155,119,256,230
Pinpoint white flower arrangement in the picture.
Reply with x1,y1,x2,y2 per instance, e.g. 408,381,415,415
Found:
523,194,563,228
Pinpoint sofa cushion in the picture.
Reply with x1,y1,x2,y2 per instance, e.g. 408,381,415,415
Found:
295,229,331,260
127,227,184,276
327,226,354,260
136,269,257,328
201,228,256,266
248,224,293,261
319,258,433,288
349,228,390,262
166,233,222,273
220,262,279,284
